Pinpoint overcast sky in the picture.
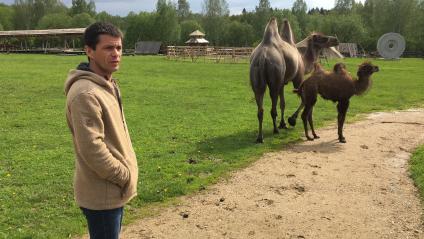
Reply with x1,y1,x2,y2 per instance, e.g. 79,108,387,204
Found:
0,0,355,16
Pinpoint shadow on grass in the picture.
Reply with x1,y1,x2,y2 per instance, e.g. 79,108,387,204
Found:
192,127,301,158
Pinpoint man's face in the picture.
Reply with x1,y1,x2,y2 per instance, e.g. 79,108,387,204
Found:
86,34,122,78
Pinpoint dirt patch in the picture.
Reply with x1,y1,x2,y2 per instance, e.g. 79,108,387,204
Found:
122,109,424,238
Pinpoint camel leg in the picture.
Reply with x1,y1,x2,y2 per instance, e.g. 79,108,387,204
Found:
278,90,287,129
308,107,320,139
287,73,304,127
337,100,350,143
301,104,314,141
288,102,304,127
255,92,265,143
270,88,279,134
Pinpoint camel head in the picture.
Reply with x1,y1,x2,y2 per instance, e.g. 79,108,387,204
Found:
301,33,339,74
357,62,379,77
309,32,339,49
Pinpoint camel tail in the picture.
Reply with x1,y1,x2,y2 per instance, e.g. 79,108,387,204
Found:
259,53,268,84
249,50,268,91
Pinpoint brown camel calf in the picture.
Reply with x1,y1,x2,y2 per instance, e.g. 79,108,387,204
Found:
290,61,379,143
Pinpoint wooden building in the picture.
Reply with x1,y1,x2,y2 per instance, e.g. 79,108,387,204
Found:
0,28,85,53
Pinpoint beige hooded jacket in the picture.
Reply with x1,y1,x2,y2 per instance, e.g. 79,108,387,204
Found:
65,65,138,210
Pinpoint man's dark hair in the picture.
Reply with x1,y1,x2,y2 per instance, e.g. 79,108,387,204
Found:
84,22,123,50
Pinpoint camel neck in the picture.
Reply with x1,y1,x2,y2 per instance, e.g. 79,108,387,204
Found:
354,75,372,96
302,41,318,74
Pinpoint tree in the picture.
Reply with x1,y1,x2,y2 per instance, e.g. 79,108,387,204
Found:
202,0,230,45
71,12,95,28
33,0,66,27
327,14,366,43
292,0,308,37
156,0,167,11
13,0,32,29
13,0,67,29
124,12,156,47
37,13,72,29
256,0,271,12
202,0,229,17
155,0,180,44
334,0,354,14
0,4,15,30
96,11,125,31
224,21,255,46
292,0,307,14
254,0,272,38
70,0,95,17
177,0,191,20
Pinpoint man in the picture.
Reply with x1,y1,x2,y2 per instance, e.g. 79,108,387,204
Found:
64,22,138,239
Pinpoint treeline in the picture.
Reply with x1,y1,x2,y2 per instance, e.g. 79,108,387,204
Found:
1,0,423,52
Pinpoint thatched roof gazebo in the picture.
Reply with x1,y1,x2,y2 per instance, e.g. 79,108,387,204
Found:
185,30,209,46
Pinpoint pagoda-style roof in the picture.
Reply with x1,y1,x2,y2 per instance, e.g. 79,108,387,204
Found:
185,38,209,44
189,30,205,37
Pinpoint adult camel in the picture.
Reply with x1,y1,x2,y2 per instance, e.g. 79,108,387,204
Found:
250,18,339,143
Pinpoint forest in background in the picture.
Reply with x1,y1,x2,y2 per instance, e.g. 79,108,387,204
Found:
0,0,423,52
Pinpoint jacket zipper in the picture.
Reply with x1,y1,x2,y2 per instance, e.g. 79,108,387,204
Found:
111,80,131,141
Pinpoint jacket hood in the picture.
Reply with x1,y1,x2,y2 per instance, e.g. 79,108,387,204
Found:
64,62,114,96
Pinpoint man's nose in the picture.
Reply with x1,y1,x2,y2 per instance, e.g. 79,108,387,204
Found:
112,48,120,56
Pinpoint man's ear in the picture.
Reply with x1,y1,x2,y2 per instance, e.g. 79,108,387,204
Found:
85,45,94,60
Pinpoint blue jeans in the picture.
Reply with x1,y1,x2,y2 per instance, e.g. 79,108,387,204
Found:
80,207,124,239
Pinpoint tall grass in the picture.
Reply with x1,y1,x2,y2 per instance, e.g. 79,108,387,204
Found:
0,55,423,238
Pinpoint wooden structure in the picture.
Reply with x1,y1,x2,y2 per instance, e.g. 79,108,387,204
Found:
167,46,253,63
134,41,162,55
336,43,358,57
0,28,85,53
185,30,209,46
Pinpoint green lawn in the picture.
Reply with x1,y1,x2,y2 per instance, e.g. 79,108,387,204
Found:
0,55,423,238
411,146,424,201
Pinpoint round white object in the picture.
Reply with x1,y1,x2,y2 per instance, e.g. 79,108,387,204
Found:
377,32,406,59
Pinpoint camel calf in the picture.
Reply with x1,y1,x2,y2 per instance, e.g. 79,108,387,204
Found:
290,62,379,143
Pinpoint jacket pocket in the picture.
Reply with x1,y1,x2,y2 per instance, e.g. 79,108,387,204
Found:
106,180,122,203
120,169,131,199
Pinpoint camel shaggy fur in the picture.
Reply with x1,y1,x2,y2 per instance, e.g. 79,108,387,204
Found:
250,18,339,143
291,61,379,143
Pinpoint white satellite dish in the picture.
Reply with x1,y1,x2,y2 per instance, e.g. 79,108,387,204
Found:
377,32,406,59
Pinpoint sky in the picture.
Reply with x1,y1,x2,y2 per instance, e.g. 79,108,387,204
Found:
0,0,359,17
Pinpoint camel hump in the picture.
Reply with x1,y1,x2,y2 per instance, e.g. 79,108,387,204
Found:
262,17,280,44
313,62,324,72
280,19,295,46
333,63,348,74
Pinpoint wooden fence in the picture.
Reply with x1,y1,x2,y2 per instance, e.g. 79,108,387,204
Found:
167,46,254,63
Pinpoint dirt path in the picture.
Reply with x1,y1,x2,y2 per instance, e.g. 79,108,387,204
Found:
122,109,424,239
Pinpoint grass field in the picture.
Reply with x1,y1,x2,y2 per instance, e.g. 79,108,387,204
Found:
410,146,424,201
1,54,424,238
